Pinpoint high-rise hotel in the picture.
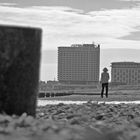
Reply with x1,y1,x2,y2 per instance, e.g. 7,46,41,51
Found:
58,43,100,85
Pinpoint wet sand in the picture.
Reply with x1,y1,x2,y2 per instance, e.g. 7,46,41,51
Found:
40,93,140,102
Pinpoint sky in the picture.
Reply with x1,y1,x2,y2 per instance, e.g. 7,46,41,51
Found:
0,0,140,81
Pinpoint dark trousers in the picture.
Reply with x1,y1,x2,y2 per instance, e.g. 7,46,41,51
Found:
101,83,108,98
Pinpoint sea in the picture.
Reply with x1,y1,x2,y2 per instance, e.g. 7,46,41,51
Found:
37,100,140,106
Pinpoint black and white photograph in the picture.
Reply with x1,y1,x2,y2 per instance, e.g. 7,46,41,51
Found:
0,0,140,139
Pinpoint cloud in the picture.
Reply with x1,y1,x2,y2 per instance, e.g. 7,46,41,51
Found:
0,3,17,6
0,3,139,50
120,0,140,1
119,0,140,7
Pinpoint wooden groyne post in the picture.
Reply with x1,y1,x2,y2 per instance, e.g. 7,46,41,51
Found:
0,25,42,116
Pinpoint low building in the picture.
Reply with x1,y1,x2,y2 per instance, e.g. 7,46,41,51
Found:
111,62,140,85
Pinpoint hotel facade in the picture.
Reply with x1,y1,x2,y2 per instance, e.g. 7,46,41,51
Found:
111,62,140,85
58,43,100,85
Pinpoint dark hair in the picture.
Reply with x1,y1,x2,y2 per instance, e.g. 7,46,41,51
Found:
103,67,108,72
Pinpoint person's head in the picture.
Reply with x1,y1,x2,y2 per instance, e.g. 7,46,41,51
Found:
103,67,108,72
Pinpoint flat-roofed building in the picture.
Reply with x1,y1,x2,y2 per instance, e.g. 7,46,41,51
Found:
58,43,100,85
111,62,140,85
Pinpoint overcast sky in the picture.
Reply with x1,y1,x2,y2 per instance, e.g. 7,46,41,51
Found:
0,0,140,81
0,0,140,50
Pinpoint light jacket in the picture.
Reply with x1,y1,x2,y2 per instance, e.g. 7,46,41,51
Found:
100,72,109,84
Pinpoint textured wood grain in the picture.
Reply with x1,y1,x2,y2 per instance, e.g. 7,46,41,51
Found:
0,25,42,116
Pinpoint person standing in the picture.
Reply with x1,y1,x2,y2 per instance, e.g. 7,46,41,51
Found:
100,67,110,98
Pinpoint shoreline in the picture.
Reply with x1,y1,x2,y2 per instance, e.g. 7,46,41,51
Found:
38,99,140,106
37,92,140,102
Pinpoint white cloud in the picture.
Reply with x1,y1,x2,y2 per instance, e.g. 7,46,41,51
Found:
0,4,139,50
0,3,17,6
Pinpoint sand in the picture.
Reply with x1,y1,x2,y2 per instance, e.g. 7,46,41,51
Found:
0,102,140,139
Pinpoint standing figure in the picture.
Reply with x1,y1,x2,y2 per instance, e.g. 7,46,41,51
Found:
100,67,110,98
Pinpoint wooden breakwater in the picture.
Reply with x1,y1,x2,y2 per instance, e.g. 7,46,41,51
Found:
0,25,42,116
38,90,74,98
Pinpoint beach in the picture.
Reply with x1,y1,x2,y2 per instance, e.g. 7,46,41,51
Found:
0,98,140,140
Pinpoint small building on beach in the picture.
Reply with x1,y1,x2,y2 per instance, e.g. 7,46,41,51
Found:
111,62,140,85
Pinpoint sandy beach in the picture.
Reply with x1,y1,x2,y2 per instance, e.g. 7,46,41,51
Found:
0,100,140,140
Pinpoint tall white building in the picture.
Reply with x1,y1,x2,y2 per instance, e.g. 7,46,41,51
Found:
111,62,140,85
58,43,100,85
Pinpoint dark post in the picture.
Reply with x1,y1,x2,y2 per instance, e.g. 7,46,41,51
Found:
0,25,42,116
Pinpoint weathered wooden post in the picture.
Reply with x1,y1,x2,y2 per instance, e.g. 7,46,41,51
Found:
0,25,42,116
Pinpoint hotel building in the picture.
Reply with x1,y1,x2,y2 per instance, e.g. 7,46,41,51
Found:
111,62,140,85
58,43,100,85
